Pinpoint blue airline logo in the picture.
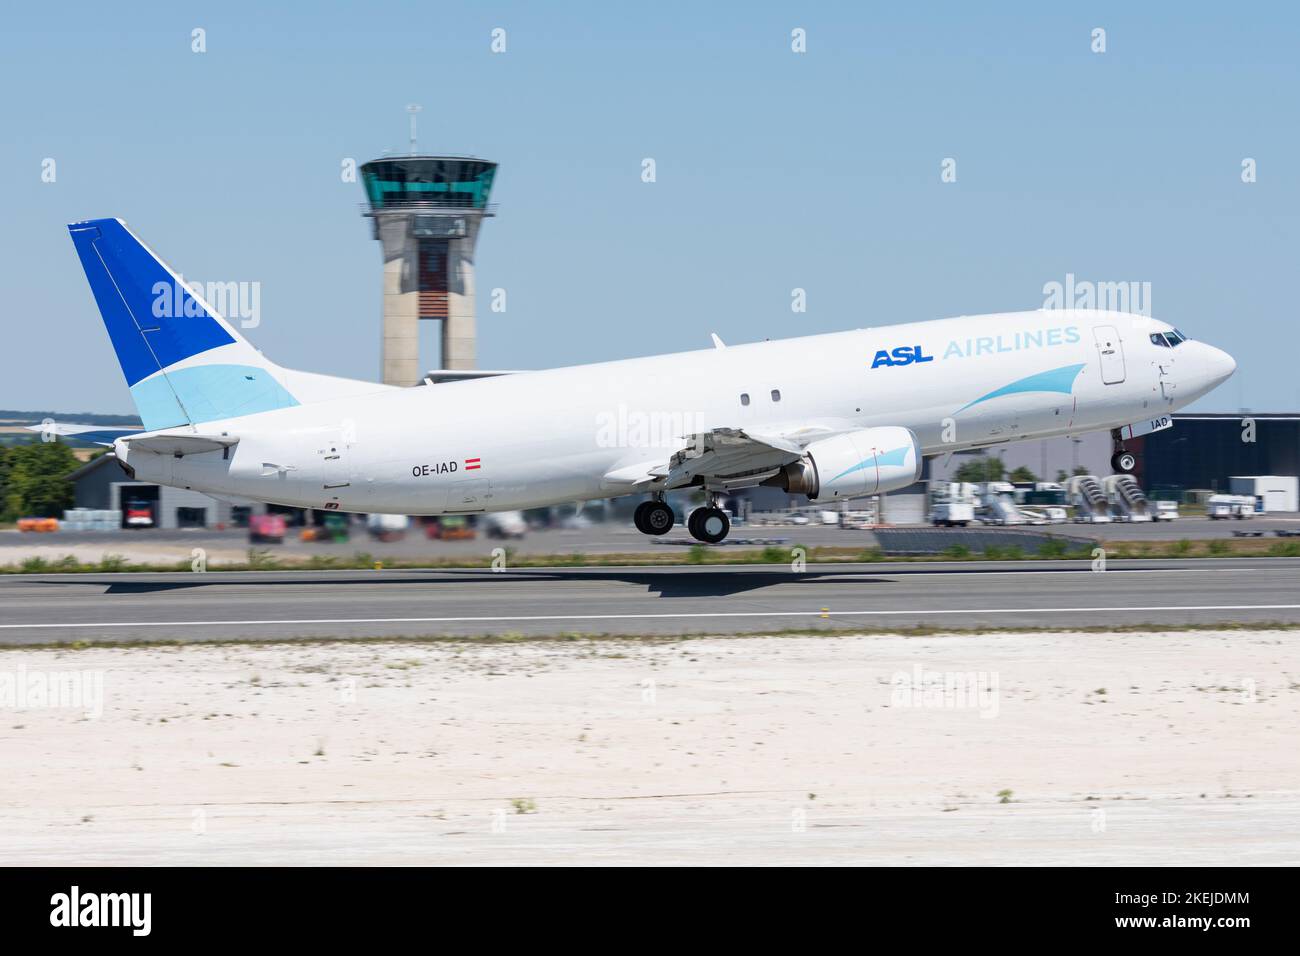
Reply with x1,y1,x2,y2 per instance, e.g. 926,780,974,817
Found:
870,345,933,369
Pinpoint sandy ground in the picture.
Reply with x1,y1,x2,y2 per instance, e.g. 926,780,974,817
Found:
1,629,1297,865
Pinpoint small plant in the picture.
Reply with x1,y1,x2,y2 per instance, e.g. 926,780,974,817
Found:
510,797,537,815
1037,537,1068,558
997,788,1014,804
1170,538,1193,556
943,544,971,560
1206,539,1231,556
20,556,48,572
98,553,127,572
246,548,278,570
686,545,707,564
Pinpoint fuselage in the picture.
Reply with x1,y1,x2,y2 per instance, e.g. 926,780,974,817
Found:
117,309,1235,515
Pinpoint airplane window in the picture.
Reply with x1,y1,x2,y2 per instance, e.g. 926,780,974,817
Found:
1150,333,1169,347
1172,328,1189,342
770,389,781,402
740,393,750,406
1163,332,1185,347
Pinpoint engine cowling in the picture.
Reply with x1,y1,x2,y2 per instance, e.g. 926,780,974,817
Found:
764,426,922,500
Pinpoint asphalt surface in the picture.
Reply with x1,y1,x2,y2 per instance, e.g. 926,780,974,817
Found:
7,512,1300,564
2,557,1299,644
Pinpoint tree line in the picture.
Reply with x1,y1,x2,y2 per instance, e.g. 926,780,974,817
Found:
0,440,81,521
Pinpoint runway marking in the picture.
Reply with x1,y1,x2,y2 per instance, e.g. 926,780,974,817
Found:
1,563,1295,584
3,604,1300,630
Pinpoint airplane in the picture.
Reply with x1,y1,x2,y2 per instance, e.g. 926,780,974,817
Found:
59,218,1235,544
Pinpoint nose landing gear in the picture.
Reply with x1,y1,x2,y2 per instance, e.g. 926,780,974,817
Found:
1110,430,1137,473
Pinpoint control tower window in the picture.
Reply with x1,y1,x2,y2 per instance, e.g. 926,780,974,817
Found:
740,393,750,406
770,389,781,402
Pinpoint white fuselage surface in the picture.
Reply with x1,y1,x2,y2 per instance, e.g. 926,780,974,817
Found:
116,309,1235,516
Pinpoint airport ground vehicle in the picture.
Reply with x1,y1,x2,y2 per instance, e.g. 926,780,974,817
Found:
1154,501,1179,521
123,498,155,528
930,502,974,527
484,511,527,539
368,513,409,542
1207,494,1257,519
426,515,475,540
301,513,350,543
248,513,286,544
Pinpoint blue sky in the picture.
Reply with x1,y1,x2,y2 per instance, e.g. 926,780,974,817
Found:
2,1,1296,415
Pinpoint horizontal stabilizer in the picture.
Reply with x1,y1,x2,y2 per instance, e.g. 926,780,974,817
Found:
119,433,239,456
24,421,142,446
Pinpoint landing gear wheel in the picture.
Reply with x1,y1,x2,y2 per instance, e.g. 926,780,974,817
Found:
638,500,674,535
1111,451,1136,473
687,507,730,544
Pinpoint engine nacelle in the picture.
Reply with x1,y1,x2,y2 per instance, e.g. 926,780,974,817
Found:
764,426,922,500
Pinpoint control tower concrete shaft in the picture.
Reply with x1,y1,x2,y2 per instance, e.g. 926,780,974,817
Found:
360,156,497,385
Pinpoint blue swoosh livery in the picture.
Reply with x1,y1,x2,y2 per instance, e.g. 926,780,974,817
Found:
953,363,1086,415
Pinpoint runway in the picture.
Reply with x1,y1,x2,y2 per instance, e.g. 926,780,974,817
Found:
2,557,1299,644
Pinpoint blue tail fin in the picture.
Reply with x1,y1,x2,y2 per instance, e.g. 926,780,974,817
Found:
68,218,298,431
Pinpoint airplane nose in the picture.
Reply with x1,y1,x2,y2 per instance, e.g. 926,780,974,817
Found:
1204,344,1236,386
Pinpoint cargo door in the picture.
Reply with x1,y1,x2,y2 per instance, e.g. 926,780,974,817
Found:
1093,326,1126,385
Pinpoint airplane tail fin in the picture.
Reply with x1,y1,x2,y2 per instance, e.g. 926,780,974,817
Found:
68,218,300,432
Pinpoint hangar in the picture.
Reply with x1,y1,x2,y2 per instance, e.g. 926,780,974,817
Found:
66,454,233,530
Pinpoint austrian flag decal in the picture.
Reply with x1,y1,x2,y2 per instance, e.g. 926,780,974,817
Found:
464,457,481,470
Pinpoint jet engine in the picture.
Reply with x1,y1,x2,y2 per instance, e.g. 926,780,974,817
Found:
763,426,922,500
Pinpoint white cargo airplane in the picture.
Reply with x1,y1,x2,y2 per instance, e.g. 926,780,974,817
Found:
62,218,1235,544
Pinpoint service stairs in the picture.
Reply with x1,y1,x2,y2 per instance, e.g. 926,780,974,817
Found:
1068,475,1112,522
1103,474,1152,521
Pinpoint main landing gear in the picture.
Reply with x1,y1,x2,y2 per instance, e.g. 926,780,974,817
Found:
687,506,730,544
633,494,732,544
1110,429,1137,473
633,498,674,535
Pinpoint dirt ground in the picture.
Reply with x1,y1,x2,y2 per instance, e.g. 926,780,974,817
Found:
1,628,1297,865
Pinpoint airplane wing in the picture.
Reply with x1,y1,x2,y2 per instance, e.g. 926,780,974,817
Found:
601,424,844,492
422,369,525,384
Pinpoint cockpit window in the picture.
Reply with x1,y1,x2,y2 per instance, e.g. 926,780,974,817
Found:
1150,333,1170,348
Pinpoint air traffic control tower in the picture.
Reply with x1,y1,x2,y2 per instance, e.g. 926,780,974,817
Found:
360,156,497,385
